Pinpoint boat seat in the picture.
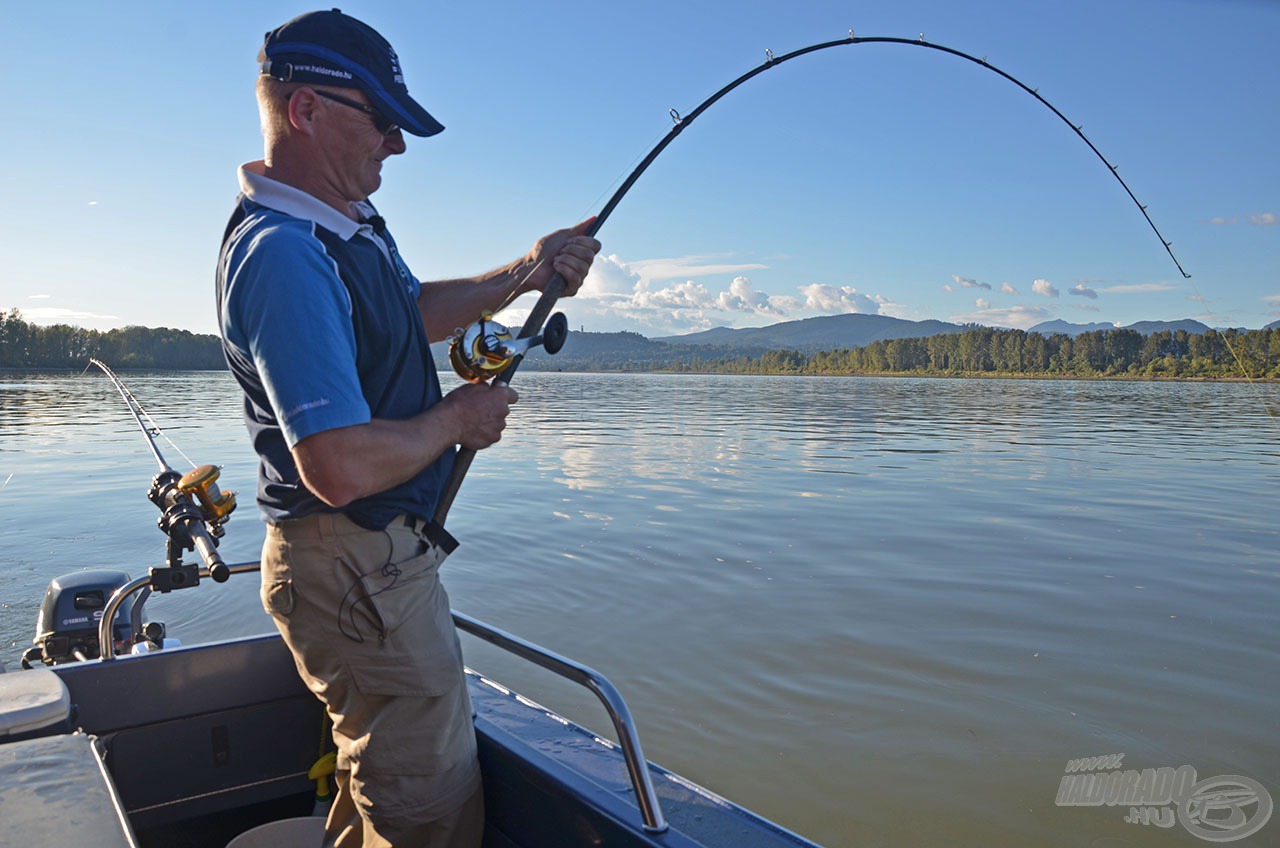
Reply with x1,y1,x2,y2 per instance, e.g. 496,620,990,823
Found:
0,667,71,738
0,731,140,848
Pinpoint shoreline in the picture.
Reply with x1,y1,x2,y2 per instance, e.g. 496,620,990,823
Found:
518,367,1280,384
4,364,1276,384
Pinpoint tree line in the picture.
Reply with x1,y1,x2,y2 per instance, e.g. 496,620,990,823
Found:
5,308,1278,379
0,309,225,369
674,326,1280,379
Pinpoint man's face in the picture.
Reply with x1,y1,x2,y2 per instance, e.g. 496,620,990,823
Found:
314,88,406,202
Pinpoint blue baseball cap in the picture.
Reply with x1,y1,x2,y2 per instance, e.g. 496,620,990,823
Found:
260,9,444,137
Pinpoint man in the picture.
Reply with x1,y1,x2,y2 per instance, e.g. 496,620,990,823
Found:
216,10,600,847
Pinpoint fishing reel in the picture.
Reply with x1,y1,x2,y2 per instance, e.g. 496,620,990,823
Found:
146,464,236,586
448,310,569,383
178,464,237,528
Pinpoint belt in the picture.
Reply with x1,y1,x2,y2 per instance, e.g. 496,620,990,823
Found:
402,514,460,555
268,512,460,555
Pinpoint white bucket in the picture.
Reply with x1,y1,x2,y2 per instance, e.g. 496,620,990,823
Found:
226,816,325,848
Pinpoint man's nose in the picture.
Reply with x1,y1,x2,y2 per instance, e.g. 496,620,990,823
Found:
384,128,406,155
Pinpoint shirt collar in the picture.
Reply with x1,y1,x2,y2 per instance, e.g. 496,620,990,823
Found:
238,161,378,241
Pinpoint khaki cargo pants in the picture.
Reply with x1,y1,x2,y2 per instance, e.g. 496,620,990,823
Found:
261,512,483,848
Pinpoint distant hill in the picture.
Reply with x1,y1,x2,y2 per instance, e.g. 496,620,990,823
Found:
1124,319,1213,335
1265,319,1280,331
1028,319,1117,336
655,313,965,351
1029,318,1212,337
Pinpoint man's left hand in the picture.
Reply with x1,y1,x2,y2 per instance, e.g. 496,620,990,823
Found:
524,218,601,296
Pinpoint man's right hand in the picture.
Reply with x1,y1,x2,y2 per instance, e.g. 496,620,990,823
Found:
442,382,519,450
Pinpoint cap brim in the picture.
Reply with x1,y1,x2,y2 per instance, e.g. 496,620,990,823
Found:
366,89,444,137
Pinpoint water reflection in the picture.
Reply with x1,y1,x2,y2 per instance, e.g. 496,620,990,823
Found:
2,370,1278,848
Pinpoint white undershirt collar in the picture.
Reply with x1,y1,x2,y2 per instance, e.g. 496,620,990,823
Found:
238,161,378,242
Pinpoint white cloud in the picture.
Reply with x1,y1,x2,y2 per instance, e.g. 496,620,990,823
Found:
27,294,51,299
975,298,990,309
943,284,955,292
1000,283,1019,295
631,279,714,311
569,253,898,335
22,307,120,326
580,253,639,297
1032,279,1060,298
1250,213,1278,226
948,304,1052,329
1069,283,1099,300
1262,294,1280,304
1204,216,1237,225
1073,304,1102,313
1099,282,1179,294
799,284,890,315
625,255,767,284
716,276,796,316
952,274,991,291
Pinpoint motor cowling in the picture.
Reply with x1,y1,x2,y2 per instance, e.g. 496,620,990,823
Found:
28,570,135,666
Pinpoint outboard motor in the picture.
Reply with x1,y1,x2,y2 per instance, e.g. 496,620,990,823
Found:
23,570,137,667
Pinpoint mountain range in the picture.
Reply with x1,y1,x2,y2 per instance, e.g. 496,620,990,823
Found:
1025,318,1213,337
653,313,964,351
654,314,1225,350
437,313,1270,373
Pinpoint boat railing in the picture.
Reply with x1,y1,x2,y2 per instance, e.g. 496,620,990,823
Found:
96,560,669,834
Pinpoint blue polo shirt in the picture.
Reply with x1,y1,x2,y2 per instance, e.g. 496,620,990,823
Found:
217,162,453,530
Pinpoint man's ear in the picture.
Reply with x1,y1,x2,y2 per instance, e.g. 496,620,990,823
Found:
287,87,321,135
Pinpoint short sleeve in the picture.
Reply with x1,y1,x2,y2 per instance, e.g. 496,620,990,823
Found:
221,220,372,447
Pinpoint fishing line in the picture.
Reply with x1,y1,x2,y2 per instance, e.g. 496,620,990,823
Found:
116,377,199,469
433,31,1203,525
85,359,195,471
1177,284,1280,432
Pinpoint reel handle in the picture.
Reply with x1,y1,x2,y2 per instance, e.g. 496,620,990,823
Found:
193,527,231,583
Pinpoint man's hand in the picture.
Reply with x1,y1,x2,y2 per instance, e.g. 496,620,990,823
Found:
440,382,519,451
522,218,602,297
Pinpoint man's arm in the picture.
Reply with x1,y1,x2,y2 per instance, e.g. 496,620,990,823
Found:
417,220,601,342
292,381,517,508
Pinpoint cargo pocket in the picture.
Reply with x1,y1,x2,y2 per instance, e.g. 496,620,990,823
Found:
260,536,295,618
340,543,448,641
348,658,475,775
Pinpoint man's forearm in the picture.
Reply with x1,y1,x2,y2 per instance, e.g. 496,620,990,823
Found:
291,406,461,508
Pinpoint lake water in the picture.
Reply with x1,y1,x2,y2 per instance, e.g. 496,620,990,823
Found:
1,370,1277,847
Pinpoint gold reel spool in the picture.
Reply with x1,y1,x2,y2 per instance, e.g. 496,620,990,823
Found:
449,311,516,383
178,464,237,524
448,310,570,384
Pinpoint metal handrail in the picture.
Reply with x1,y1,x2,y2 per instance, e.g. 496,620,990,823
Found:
98,561,262,660
94,562,668,833
452,610,668,833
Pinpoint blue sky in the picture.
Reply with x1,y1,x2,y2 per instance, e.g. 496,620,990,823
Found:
2,0,1276,336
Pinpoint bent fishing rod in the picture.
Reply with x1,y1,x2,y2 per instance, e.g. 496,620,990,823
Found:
87,358,235,585
435,31,1191,526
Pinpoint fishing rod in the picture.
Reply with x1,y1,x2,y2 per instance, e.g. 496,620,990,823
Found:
436,31,1190,525
87,358,235,585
